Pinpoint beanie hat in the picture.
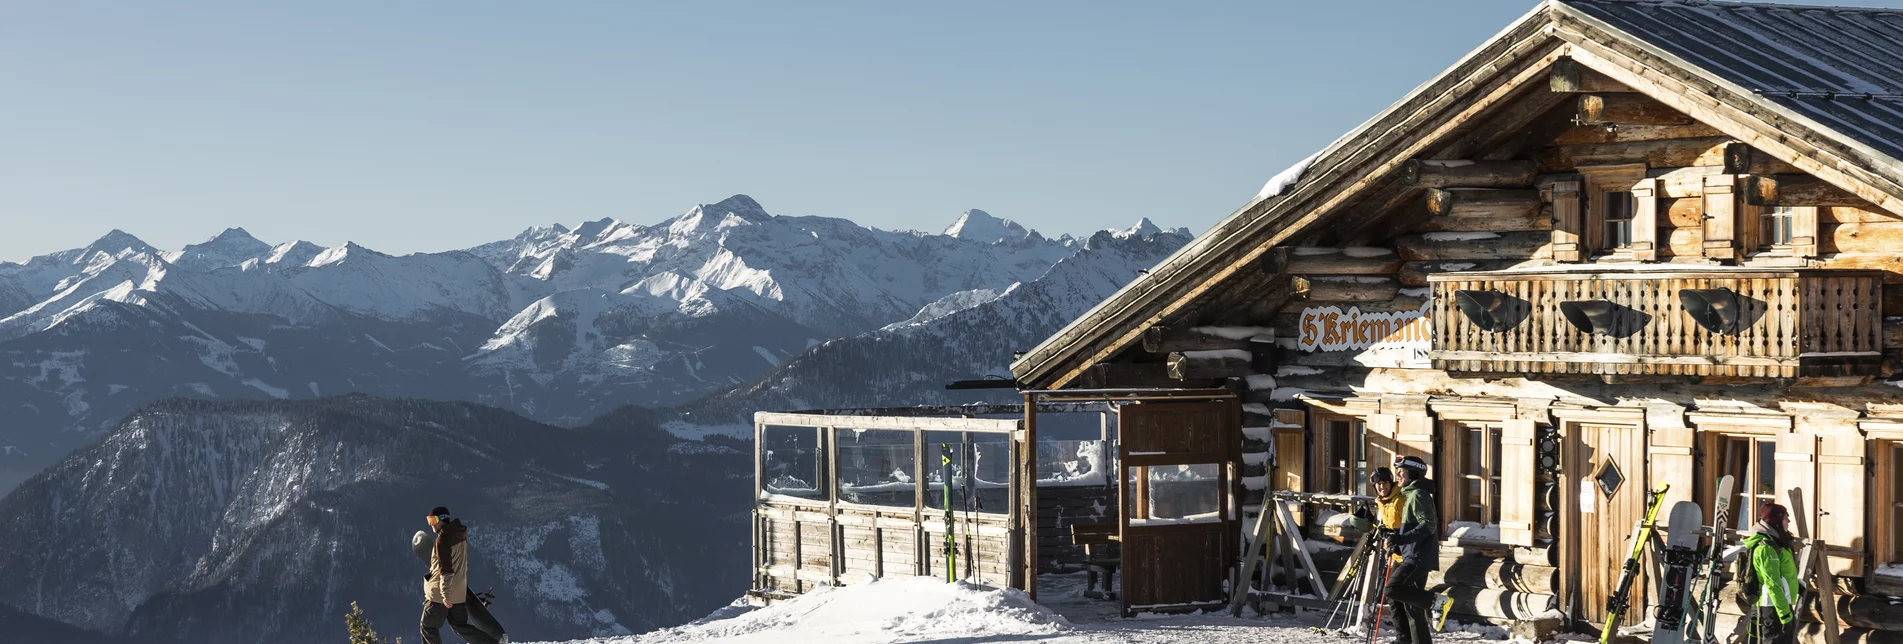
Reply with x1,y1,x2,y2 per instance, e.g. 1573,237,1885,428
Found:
1758,502,1788,524
1370,467,1395,484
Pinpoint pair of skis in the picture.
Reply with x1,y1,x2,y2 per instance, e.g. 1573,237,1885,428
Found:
940,439,980,583
1619,476,1741,644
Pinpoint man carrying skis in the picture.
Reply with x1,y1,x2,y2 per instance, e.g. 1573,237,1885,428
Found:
1385,456,1451,644
1744,503,1801,644
421,507,502,644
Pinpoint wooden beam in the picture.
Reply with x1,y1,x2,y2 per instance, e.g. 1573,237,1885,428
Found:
1394,231,1551,261
1401,160,1538,188
1271,247,1403,275
1534,136,1732,172
1744,175,1875,208
1077,362,1221,389
1550,122,1723,145
1291,275,1401,302
1141,325,1269,353
1822,222,1903,255
1661,197,1703,228
1425,188,1541,218
1662,226,1704,259
1398,260,1518,286
1167,350,1255,380
1577,94,1692,126
1651,166,1726,198
1724,142,1803,175
1548,58,1629,93
1417,206,1551,233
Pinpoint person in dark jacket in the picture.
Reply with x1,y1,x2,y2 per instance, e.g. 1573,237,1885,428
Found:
1745,503,1801,644
1384,456,1448,644
421,506,501,644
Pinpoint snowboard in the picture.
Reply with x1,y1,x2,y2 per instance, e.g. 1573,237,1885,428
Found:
413,530,509,641
1694,475,1735,644
1653,501,1704,644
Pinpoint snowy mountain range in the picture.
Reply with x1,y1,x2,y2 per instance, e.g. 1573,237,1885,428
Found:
0,195,1186,494
0,396,753,644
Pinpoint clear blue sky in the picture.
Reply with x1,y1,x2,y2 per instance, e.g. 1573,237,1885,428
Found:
0,1,1889,261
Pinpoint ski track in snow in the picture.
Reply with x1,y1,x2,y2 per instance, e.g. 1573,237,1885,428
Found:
527,573,1516,644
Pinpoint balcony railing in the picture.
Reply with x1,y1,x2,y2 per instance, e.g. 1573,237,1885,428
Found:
1427,267,1884,380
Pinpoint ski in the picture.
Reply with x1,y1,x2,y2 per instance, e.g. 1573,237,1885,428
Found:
941,443,956,582
1653,501,1704,644
1601,485,1669,644
1695,475,1736,644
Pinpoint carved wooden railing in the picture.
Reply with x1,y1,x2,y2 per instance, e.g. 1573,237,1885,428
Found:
1427,268,1884,380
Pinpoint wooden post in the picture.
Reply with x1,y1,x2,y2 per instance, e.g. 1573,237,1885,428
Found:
1022,393,1038,599
1742,175,1872,208
753,418,766,590
826,426,841,585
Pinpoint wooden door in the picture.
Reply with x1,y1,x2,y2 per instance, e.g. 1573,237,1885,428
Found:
1568,421,1648,629
1118,399,1241,616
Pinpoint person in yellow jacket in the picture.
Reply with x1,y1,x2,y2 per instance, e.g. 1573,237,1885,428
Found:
421,507,501,644
1370,467,1405,535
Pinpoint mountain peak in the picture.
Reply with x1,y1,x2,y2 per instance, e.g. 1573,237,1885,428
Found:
1112,218,1163,239
943,209,1029,244
701,194,770,222
86,229,155,257
210,227,259,243
571,217,622,241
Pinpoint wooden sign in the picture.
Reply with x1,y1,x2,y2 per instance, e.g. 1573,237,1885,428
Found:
1295,301,1433,368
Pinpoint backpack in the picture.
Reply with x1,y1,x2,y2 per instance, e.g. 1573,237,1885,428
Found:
1736,542,1761,600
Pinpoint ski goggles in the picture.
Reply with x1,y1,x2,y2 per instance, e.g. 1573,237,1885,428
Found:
427,514,451,526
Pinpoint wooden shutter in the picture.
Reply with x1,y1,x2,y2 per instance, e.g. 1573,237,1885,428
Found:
1775,433,1819,539
1552,180,1583,262
1649,427,1695,512
1791,206,1820,259
1631,178,1659,261
1818,435,1865,575
1396,413,1436,475
1499,419,1538,546
1273,409,1307,493
1703,174,1740,261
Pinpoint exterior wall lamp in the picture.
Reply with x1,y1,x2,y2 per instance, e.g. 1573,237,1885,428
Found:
1678,288,1741,334
1559,300,1619,335
1454,290,1514,332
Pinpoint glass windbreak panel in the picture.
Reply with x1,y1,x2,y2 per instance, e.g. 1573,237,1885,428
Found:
1605,191,1634,249
1128,463,1222,525
1037,439,1111,487
926,431,1014,514
760,425,829,501
835,429,917,508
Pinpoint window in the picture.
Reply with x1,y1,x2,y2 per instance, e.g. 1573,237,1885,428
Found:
761,425,830,501
1446,421,1504,524
1603,191,1635,249
1575,163,1650,258
1719,435,1779,531
1761,206,1796,248
836,429,917,507
1323,417,1368,495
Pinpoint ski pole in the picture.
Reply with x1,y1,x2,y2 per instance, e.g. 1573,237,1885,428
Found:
1369,554,1395,644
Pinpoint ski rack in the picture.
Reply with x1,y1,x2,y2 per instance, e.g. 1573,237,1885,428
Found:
1269,490,1376,508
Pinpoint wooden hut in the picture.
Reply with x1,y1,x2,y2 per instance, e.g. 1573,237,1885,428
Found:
1004,0,1903,640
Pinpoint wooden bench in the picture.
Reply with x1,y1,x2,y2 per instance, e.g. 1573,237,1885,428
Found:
1070,522,1121,600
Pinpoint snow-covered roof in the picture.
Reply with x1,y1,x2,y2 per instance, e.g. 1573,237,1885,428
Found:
1009,0,1903,389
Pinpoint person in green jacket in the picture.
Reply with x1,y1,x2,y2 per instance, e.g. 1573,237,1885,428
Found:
1744,502,1801,644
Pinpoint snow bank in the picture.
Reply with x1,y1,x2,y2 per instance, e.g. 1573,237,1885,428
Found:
560,578,1070,644
1256,150,1323,200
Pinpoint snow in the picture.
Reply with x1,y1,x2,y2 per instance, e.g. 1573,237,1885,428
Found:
751,346,782,367
1130,510,1224,526
1275,365,1324,377
1446,521,1501,543
243,378,290,399
1421,232,1500,242
554,578,1069,644
1256,150,1323,201
1241,475,1268,491
1113,218,1165,240
1242,426,1273,442
534,573,1524,644
1342,247,1393,258
1181,349,1250,361
1190,326,1274,340
1245,374,1277,391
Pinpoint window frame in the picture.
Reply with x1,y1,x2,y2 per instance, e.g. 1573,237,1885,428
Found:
1578,163,1650,260
1443,419,1506,525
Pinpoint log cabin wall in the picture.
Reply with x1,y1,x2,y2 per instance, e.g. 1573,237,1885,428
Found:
1073,62,1903,640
